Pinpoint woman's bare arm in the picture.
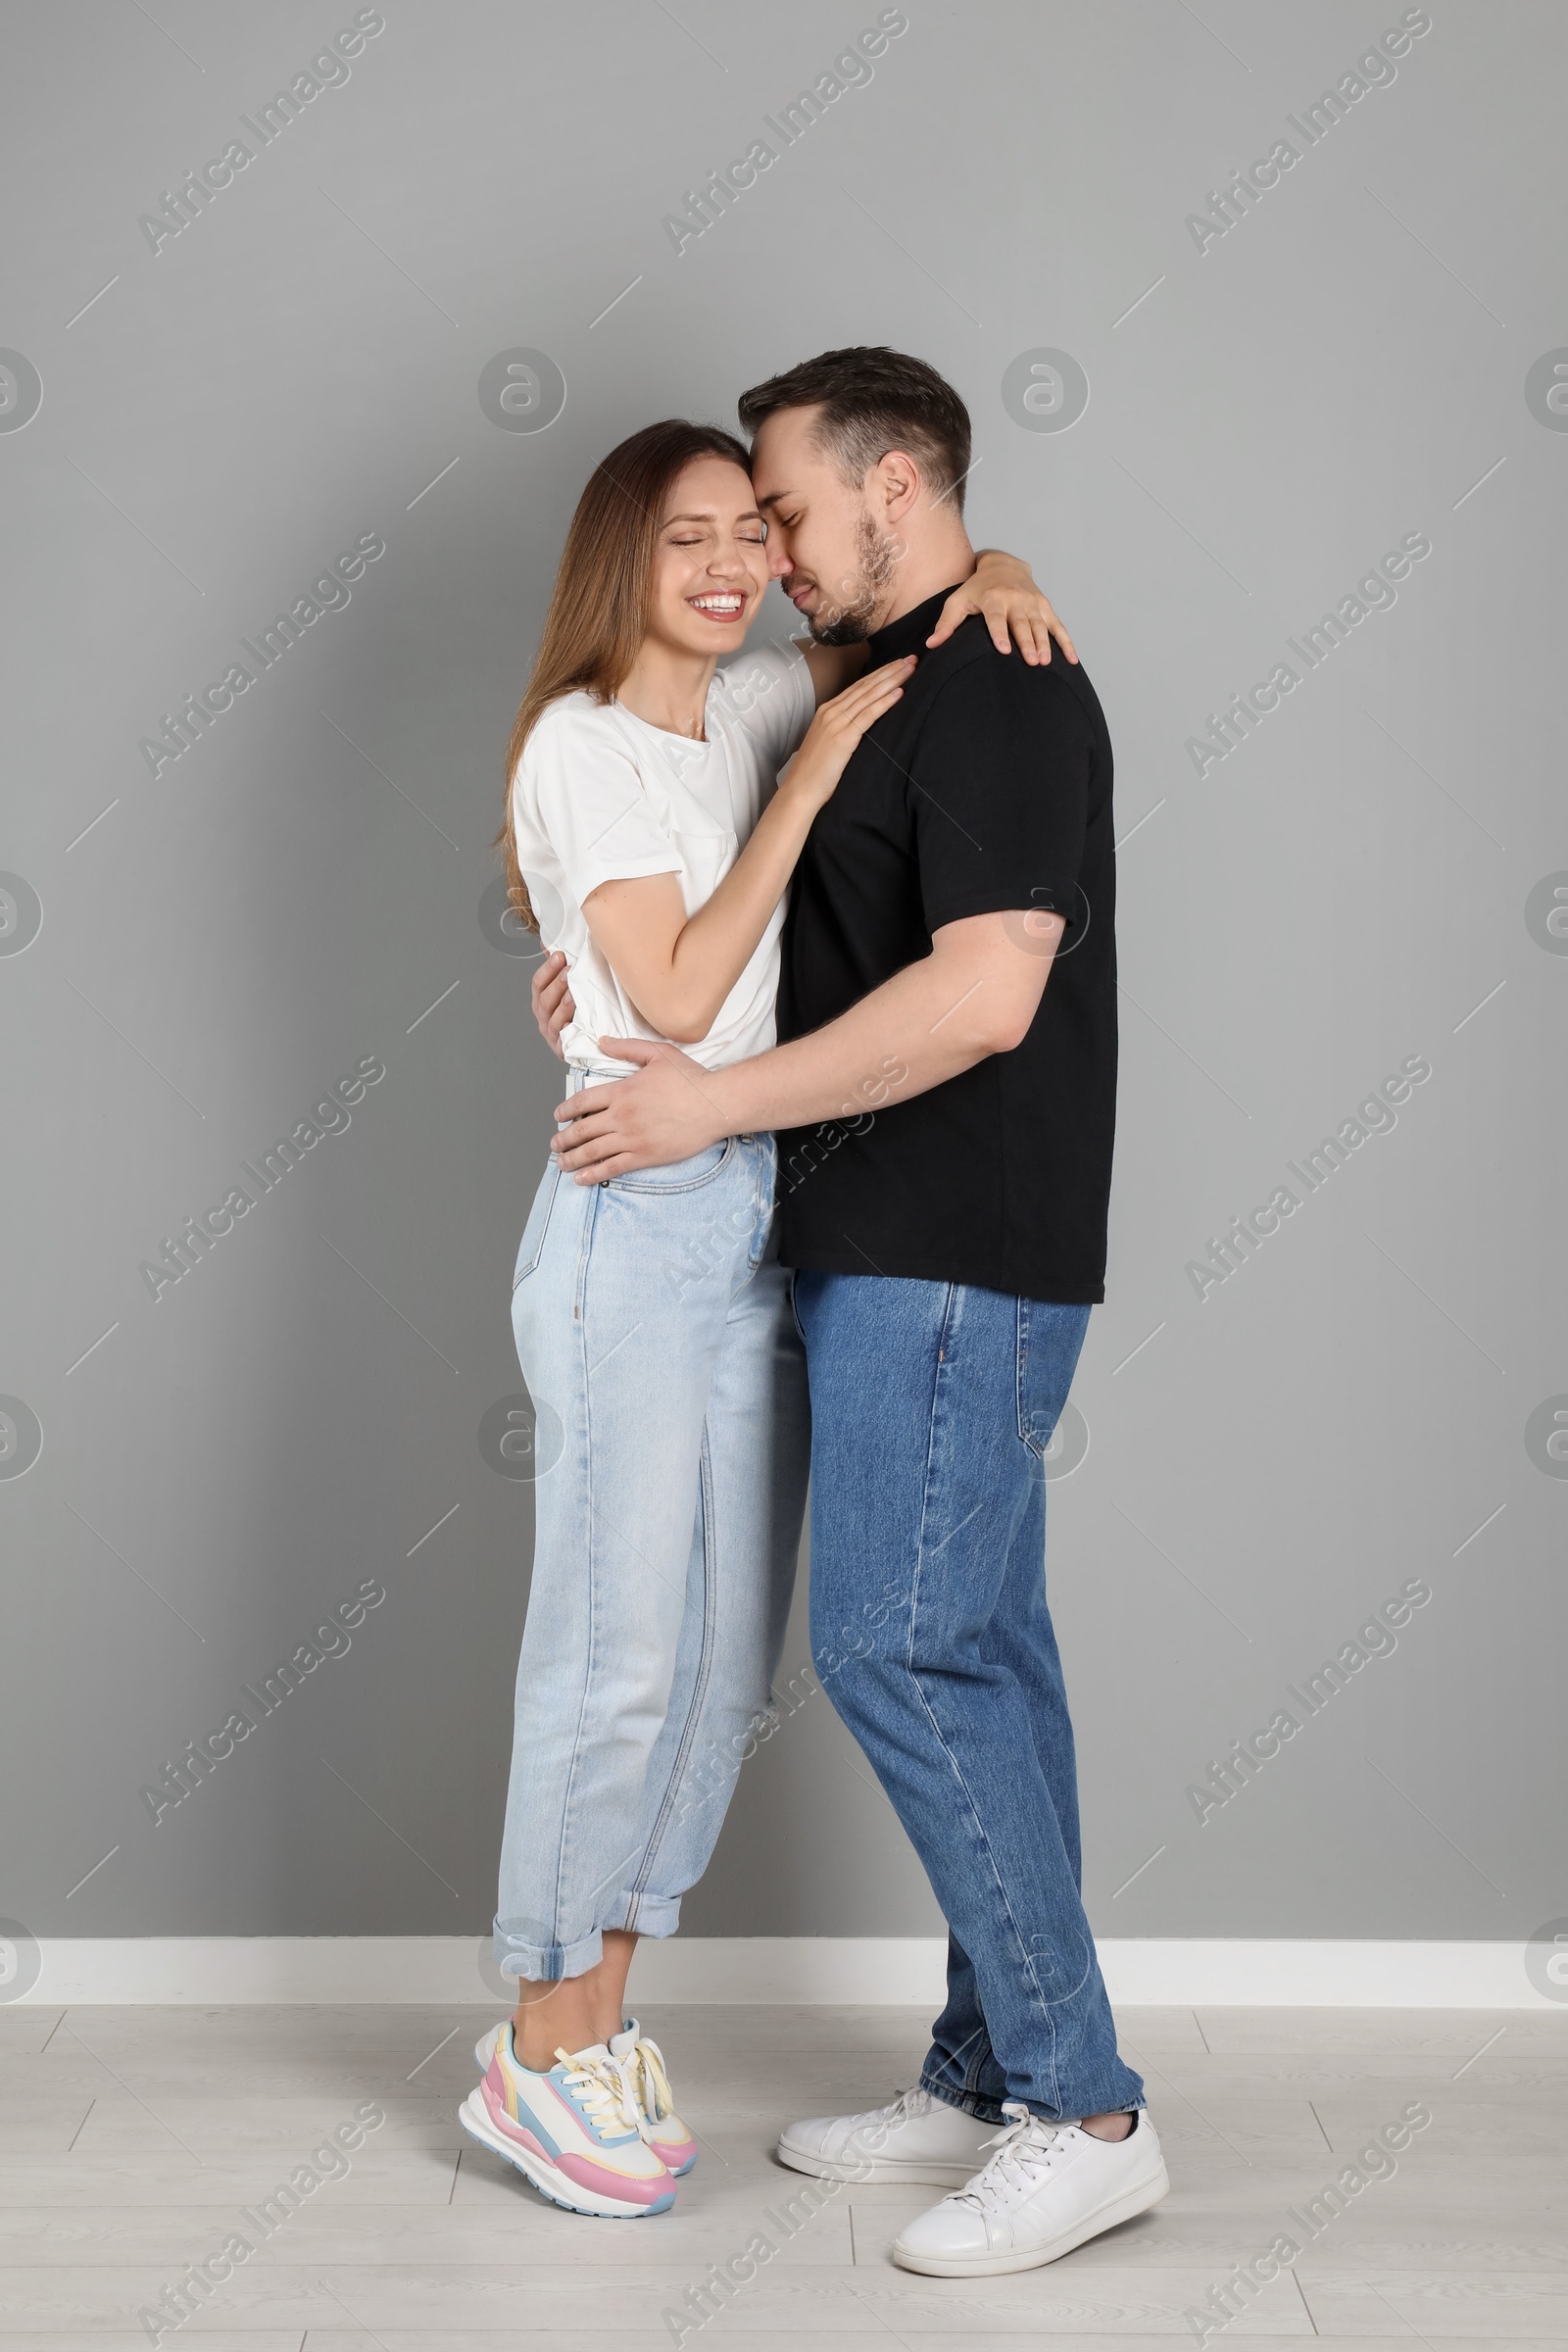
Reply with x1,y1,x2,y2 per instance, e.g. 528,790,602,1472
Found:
581,659,913,1044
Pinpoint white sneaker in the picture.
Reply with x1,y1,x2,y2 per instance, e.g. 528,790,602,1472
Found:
893,2102,1169,2276
777,2085,996,2187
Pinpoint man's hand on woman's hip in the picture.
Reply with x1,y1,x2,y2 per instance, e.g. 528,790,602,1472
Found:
552,1038,725,1182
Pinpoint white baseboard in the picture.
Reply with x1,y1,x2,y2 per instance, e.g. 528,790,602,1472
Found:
19,1936,1551,2007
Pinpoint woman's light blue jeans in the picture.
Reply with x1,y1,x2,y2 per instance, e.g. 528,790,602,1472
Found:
495,1117,808,1984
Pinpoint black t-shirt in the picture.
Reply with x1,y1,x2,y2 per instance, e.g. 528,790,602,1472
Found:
774,585,1117,1305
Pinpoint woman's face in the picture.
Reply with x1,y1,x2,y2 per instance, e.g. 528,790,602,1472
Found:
646,457,769,658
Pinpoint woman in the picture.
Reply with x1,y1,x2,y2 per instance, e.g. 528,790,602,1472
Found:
460,417,1069,2219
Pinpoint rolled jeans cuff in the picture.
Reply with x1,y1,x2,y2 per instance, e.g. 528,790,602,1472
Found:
494,1923,603,1984
918,2072,1010,2127
494,1891,686,1984
620,1890,681,1940
918,2068,1148,2129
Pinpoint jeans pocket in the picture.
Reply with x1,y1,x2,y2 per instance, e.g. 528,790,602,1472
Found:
513,1158,562,1291
612,1136,736,1194
1016,1297,1092,1458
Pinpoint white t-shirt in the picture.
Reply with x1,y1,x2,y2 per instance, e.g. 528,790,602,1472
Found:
511,640,815,1073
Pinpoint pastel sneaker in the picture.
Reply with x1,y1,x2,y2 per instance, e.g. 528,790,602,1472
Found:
475,2017,698,2178
777,2084,995,2187
892,2102,1169,2277
611,2019,697,2176
458,2023,674,2219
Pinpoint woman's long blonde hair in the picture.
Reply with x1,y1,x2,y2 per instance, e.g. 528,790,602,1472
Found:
496,417,755,929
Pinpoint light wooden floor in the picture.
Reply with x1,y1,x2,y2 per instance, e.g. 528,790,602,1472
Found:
0,2001,1564,2346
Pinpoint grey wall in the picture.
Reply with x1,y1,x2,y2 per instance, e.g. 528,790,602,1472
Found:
3,0,1563,1963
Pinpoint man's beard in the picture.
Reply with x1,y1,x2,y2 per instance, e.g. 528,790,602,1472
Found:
807,514,901,646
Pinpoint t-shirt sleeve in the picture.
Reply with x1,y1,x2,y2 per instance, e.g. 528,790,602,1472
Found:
713,639,815,771
515,709,681,906
911,657,1093,942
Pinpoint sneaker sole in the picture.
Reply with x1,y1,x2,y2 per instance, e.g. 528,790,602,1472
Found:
775,2133,987,2190
892,2157,1170,2277
458,2089,674,2220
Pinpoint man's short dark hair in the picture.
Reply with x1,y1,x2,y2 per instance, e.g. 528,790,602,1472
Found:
737,346,972,512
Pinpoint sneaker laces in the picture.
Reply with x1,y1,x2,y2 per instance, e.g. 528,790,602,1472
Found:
852,2084,927,2133
836,2083,932,2156
952,2099,1063,2211
618,2032,675,2130
554,2046,641,2140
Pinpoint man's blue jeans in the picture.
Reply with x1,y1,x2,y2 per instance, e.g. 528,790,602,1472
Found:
794,1269,1145,2126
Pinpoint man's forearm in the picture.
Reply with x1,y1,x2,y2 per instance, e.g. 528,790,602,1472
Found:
551,914,1058,1185
706,936,1024,1136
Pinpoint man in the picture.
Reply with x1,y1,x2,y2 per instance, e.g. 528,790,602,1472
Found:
538,347,1167,2276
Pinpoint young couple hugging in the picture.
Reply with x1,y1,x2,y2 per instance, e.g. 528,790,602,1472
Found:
460,344,1167,2278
